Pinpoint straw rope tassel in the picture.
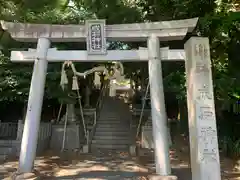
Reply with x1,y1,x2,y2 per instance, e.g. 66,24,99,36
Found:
60,64,68,89
94,72,101,89
72,76,79,90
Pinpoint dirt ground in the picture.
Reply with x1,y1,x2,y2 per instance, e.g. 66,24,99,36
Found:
1,136,240,180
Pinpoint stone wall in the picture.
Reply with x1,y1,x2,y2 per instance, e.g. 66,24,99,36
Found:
0,122,18,139
141,117,172,149
5,120,88,156
36,123,52,154
16,122,52,155
50,125,82,151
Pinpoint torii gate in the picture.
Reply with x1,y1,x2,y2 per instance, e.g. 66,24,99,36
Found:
1,18,221,180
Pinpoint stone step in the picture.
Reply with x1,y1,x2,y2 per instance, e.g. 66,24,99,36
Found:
97,120,127,123
94,135,129,140
98,119,129,123
95,127,129,132
95,131,130,136
101,110,130,114
92,95,132,150
98,116,121,119
92,139,130,145
0,147,13,155
99,110,120,114
91,144,129,150
97,123,129,127
96,124,128,128
98,119,121,122
101,108,127,111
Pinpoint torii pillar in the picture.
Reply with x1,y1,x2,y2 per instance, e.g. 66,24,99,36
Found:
18,38,50,173
148,34,171,175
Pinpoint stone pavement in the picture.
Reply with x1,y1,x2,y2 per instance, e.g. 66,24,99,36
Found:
0,147,240,179
0,149,182,179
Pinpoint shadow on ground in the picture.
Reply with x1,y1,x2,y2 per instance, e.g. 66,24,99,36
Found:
41,169,191,180
1,135,240,180
44,171,150,179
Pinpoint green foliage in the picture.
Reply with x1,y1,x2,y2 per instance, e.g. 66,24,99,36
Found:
0,54,32,102
0,0,96,103
220,136,240,158
163,71,186,101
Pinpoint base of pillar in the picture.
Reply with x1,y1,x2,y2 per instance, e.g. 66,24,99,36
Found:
129,145,136,156
11,172,40,180
82,144,89,153
148,175,177,180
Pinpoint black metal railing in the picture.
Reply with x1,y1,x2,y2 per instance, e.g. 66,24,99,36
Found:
87,81,108,148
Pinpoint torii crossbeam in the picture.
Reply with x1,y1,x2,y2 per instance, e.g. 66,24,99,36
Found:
10,48,186,62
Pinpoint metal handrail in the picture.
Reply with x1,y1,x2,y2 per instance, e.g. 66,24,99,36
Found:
86,81,108,146
136,80,150,138
96,82,108,112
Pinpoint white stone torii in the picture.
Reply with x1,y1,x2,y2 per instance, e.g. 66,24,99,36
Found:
1,18,198,42
1,18,221,180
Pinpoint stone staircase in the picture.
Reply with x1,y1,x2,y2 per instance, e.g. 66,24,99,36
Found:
91,96,131,151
